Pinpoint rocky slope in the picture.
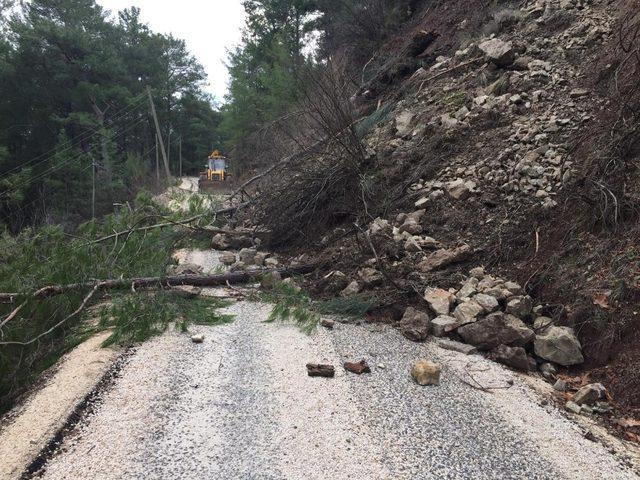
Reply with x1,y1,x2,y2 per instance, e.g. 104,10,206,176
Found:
226,0,640,441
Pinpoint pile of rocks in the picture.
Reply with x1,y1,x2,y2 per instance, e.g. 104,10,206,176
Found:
373,0,615,212
398,266,584,375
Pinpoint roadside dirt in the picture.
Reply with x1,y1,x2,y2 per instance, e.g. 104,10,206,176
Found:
0,332,119,480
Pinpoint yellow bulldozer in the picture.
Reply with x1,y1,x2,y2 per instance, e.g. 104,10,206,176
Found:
198,150,231,193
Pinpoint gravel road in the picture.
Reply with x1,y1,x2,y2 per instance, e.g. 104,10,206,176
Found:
35,251,639,480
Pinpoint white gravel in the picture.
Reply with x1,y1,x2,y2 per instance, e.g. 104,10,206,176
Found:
33,249,640,480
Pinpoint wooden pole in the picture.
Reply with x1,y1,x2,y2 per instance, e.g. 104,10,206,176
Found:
179,136,182,178
146,86,171,179
155,133,160,182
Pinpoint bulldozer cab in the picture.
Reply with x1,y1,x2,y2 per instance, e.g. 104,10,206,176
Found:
207,157,226,172
204,150,227,181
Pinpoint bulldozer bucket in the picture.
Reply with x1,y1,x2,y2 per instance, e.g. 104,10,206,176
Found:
198,178,234,194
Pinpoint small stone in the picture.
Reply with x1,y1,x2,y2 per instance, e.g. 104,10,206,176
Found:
469,267,485,279
306,364,335,378
321,319,335,330
322,271,349,294
570,88,589,98
539,362,557,380
404,237,423,253
553,379,568,392
474,293,500,313
446,178,472,200
566,401,582,414
395,110,415,137
457,277,479,299
430,316,459,337
191,334,205,344
411,360,442,386
573,383,606,406
503,281,522,294
239,248,258,265
424,288,455,316
211,233,230,250
453,301,484,324
344,360,371,375
264,257,279,268
437,338,477,355
506,295,533,318
414,197,429,208
260,271,282,290
479,38,516,67
358,268,384,287
219,252,236,266
341,281,361,297
399,307,431,342
377,363,386,370
533,316,553,331
491,344,532,371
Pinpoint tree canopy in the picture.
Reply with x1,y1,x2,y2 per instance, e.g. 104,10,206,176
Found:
0,0,222,230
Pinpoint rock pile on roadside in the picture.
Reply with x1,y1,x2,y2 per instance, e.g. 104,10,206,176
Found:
396,266,584,378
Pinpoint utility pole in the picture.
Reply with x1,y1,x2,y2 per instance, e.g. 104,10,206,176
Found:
179,136,182,178
155,133,160,182
92,159,96,220
146,86,171,179
167,127,171,174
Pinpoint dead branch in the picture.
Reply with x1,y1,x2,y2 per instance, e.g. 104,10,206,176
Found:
418,56,485,93
0,285,99,347
91,204,251,245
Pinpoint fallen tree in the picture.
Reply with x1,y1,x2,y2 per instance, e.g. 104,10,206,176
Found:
0,265,317,304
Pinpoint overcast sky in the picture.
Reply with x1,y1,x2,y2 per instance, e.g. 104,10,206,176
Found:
97,0,246,103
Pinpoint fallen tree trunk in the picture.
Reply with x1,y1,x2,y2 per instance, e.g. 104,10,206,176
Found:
0,264,317,303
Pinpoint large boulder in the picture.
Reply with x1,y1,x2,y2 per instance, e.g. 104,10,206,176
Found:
479,38,516,67
458,313,534,350
424,288,455,316
398,307,431,342
534,326,584,366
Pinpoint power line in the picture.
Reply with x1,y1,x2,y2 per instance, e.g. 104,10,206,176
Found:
0,92,149,180
0,117,148,200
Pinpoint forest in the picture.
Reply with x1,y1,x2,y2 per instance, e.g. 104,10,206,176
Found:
0,0,422,231
0,0,222,230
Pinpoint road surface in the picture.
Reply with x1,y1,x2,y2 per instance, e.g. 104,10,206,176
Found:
34,251,639,480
